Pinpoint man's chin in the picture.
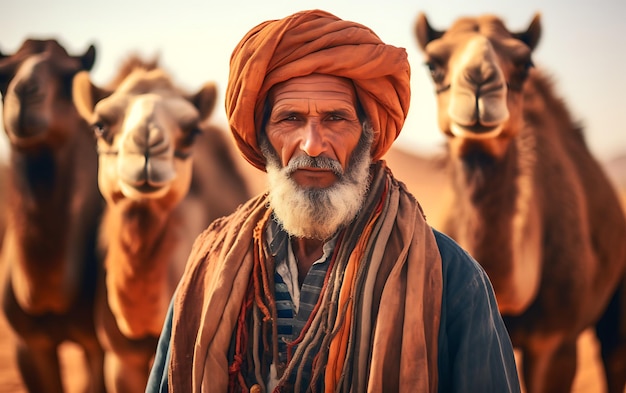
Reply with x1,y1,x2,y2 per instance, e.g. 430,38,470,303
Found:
278,218,342,241
262,126,373,241
270,191,345,240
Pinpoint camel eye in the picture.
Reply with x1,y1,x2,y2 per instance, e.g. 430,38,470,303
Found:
173,127,202,160
92,121,113,144
425,60,446,84
509,59,534,92
180,127,202,148
521,60,534,79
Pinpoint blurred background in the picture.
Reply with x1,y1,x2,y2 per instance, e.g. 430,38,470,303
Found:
2,0,625,163
1,1,624,392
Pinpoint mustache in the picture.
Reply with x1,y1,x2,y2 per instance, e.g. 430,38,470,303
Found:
285,155,344,177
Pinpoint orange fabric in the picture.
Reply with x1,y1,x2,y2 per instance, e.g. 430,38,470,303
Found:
225,9,411,171
324,188,385,391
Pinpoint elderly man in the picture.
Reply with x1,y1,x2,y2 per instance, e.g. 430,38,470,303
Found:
146,9,520,393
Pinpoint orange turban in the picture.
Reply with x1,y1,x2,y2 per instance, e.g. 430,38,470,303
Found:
225,9,411,171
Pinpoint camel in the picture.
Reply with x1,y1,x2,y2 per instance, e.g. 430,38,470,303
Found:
0,39,105,392
415,13,626,393
72,55,251,392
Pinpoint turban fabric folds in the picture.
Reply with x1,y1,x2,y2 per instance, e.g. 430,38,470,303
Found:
226,9,411,171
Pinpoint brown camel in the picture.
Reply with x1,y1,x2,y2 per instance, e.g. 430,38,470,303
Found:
72,55,251,392
0,39,105,392
415,13,626,393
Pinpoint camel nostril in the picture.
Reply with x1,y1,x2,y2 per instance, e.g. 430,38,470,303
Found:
465,67,485,86
463,62,502,91
147,126,169,155
126,126,168,155
14,79,40,101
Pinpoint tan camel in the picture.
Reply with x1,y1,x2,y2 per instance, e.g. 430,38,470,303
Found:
72,55,251,392
0,39,105,393
415,13,626,393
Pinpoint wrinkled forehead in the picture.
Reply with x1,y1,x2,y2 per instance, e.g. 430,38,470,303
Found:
269,74,357,106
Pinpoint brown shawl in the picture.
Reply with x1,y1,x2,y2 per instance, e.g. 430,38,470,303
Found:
168,161,442,392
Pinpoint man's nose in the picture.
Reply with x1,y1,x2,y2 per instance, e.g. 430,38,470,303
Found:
300,120,325,157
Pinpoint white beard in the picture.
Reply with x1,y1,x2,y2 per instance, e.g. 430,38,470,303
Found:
261,124,373,240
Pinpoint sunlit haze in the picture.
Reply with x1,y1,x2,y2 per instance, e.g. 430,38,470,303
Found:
1,0,624,163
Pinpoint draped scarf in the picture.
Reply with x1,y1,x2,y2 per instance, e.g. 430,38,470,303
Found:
168,161,443,392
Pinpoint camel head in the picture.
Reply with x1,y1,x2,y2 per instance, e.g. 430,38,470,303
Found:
72,63,217,209
0,39,96,150
415,13,541,161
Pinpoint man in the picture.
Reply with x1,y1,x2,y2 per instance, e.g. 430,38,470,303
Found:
146,9,520,393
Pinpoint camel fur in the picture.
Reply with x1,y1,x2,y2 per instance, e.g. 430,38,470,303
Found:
72,55,251,392
0,39,105,393
415,13,626,393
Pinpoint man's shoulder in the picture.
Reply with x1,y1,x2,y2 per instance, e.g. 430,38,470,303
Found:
431,228,502,323
201,194,267,235
431,229,468,261
431,228,490,288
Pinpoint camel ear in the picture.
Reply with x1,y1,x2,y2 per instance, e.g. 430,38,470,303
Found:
72,70,109,122
415,12,444,52
0,47,18,95
0,50,10,96
78,44,97,71
192,82,217,122
514,13,542,51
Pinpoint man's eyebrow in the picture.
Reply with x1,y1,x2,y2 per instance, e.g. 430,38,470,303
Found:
269,107,306,118
313,102,358,114
325,108,356,116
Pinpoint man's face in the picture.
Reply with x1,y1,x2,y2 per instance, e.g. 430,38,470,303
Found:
261,74,372,240
265,74,363,189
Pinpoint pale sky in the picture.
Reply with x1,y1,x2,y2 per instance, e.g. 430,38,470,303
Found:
2,0,625,162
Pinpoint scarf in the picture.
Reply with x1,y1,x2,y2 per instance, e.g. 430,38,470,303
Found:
168,161,442,392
